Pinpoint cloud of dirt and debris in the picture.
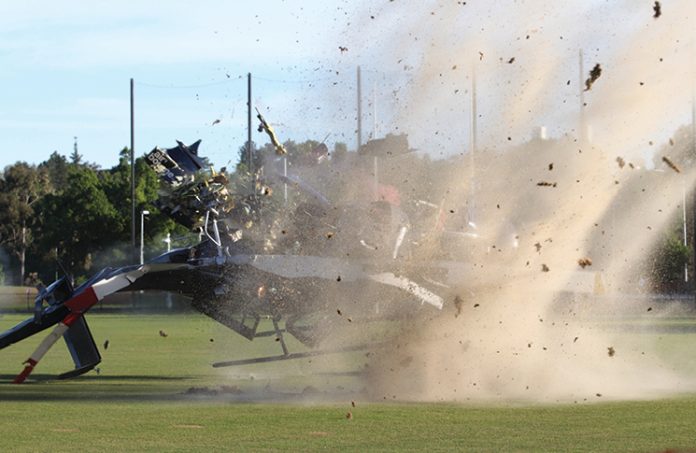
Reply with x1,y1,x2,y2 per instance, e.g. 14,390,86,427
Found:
330,1,696,402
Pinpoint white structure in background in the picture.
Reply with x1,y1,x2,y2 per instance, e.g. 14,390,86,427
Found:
140,210,150,265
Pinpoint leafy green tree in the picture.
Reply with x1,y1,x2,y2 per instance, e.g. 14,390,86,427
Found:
99,148,132,240
0,163,51,284
36,165,119,278
650,231,691,293
39,151,69,192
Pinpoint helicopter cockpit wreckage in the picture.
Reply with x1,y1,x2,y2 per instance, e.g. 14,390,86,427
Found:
0,112,446,383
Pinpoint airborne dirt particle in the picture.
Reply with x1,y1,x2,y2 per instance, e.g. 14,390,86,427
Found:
159,330,168,337
662,156,681,173
537,181,557,187
608,347,616,357
454,295,463,317
541,264,550,272
577,257,593,268
584,63,602,91
616,157,625,168
653,1,661,18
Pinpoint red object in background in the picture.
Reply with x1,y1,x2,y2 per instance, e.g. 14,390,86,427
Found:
377,183,401,206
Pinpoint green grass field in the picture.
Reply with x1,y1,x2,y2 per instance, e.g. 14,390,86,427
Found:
2,313,696,452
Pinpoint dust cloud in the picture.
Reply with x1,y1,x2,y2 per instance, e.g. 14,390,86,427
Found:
337,1,696,402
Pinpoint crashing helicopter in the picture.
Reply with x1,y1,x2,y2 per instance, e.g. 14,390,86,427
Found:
0,117,446,383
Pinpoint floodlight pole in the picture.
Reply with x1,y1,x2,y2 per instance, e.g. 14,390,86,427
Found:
247,73,253,177
130,78,136,262
469,64,478,223
692,93,696,304
579,49,587,143
357,66,362,150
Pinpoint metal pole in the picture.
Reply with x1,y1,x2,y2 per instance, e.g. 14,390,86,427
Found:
373,156,379,200
469,66,477,223
357,66,362,150
247,73,252,176
130,78,136,262
683,182,688,282
692,94,696,303
373,80,377,139
579,49,586,143
283,156,288,204
471,68,477,156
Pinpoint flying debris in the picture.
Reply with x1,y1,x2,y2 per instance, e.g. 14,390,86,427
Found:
584,64,602,91
577,257,592,269
256,108,288,155
653,1,661,18
661,156,680,173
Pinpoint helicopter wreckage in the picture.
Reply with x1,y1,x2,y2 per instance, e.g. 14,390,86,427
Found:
0,117,447,383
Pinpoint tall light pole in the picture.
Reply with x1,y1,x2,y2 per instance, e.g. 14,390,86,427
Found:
140,210,150,265
357,66,362,150
130,78,136,262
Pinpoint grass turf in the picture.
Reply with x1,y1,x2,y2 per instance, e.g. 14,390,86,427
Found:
1,313,696,452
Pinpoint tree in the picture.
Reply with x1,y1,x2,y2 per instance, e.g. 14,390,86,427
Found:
651,232,692,293
332,142,348,162
99,148,132,240
36,165,119,278
39,151,69,192
69,136,83,165
0,163,51,284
